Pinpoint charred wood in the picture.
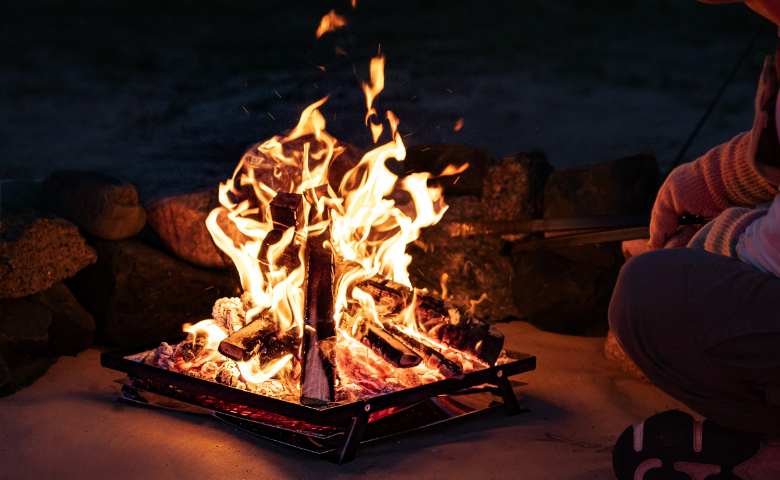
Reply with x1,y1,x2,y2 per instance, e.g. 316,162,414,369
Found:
357,323,422,368
301,186,336,405
218,310,278,362
383,324,463,379
427,317,504,366
180,334,207,363
263,327,301,360
353,278,504,365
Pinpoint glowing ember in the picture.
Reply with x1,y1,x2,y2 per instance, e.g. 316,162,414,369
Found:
131,15,505,405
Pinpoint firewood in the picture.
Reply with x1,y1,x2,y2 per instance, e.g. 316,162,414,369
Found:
357,323,422,368
258,192,304,274
300,186,336,405
354,277,409,314
427,316,504,366
218,310,278,362
383,323,463,378
262,327,301,360
353,278,504,365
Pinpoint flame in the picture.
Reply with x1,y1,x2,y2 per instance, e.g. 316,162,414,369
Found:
192,52,486,396
454,118,464,131
315,10,347,39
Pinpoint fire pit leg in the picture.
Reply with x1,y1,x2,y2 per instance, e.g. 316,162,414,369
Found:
334,405,371,464
495,372,522,415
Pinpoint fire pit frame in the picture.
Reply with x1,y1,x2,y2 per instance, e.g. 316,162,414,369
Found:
101,339,536,463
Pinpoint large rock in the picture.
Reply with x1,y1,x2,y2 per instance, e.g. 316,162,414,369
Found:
482,151,552,222
0,298,56,396
28,283,95,356
0,298,51,358
543,153,661,218
42,171,147,240
67,238,242,346
145,189,233,269
0,211,98,298
403,144,491,196
510,154,662,336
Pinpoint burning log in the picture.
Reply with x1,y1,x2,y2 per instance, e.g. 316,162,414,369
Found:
300,186,337,405
353,277,409,314
262,327,301,360
258,192,305,274
383,323,463,379
354,279,505,365
356,323,422,368
427,317,505,366
218,310,278,362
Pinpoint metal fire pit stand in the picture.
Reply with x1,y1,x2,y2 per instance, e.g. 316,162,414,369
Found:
101,342,536,464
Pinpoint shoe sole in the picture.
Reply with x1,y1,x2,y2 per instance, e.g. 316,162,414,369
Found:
613,410,760,480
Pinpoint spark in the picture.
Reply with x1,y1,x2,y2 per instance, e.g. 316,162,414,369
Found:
411,95,417,99
453,176,460,185
242,106,249,114
446,88,453,93
204,286,215,291
454,118,464,131
420,147,430,152
268,112,275,120
403,133,413,137
275,90,281,98
314,84,318,88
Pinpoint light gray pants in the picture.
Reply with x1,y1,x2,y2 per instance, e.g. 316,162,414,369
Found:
609,248,780,435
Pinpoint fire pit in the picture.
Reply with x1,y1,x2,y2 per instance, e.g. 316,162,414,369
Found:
101,11,536,463
102,342,534,463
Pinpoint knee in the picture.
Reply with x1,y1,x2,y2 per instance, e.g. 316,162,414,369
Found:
608,250,669,347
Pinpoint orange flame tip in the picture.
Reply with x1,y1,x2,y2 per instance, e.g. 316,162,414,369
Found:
315,10,347,39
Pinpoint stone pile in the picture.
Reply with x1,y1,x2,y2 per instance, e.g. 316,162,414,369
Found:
0,143,660,395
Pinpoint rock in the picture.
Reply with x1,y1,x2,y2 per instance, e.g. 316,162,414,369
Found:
145,188,233,269
482,151,552,223
0,297,58,396
403,144,491,196
509,153,661,336
0,355,57,397
0,211,98,298
510,249,618,336
42,170,147,240
28,283,95,356
543,153,661,218
604,329,651,383
67,238,242,346
0,298,51,358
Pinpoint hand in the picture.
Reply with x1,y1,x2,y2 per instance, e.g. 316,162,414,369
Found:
648,162,728,249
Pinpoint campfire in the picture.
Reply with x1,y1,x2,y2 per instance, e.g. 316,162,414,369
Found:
129,51,507,406
99,10,536,463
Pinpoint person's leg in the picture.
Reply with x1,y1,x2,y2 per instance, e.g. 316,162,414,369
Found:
609,247,780,435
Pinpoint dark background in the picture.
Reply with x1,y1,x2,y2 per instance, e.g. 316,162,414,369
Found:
1,0,776,202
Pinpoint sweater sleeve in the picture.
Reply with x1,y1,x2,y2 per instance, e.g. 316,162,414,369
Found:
688,207,769,258
649,132,777,249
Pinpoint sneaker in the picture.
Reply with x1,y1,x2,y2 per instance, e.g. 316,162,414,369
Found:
612,410,780,480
